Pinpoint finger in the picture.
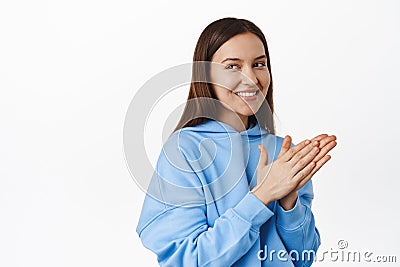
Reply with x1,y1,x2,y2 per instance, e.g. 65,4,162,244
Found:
313,140,336,163
311,134,328,142
292,161,316,183
290,145,320,174
311,154,331,175
278,135,292,159
287,140,320,166
281,139,312,162
257,144,269,168
317,135,337,149
295,155,331,191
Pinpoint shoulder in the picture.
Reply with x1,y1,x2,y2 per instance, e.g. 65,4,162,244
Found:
166,120,227,160
156,123,214,177
165,127,204,162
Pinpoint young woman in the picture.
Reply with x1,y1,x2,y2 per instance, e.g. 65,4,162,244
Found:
136,17,337,266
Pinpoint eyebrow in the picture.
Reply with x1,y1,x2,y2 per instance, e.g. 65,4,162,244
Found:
220,54,267,64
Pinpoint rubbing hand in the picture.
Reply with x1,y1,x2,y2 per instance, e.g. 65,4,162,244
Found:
251,134,337,207
278,134,337,210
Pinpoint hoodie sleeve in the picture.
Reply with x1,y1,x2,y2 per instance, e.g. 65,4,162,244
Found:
136,138,274,267
274,142,321,267
275,180,321,266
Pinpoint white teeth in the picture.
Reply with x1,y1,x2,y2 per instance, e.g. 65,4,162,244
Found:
236,91,257,97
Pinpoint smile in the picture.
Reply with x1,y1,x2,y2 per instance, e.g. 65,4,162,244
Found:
235,91,257,97
234,90,260,100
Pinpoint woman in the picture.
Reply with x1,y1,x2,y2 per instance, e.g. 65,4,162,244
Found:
136,17,337,266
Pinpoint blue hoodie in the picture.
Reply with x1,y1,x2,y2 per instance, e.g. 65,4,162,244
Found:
136,119,321,267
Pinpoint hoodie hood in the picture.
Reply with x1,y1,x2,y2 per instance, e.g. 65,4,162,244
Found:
179,119,269,137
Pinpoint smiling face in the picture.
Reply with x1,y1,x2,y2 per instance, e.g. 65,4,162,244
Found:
210,32,271,126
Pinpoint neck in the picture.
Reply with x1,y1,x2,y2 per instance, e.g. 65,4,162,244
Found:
216,106,248,132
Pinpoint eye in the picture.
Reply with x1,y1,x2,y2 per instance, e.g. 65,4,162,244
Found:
253,62,266,68
225,64,240,70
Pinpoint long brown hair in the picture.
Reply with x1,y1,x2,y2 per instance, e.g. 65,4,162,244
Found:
173,17,275,134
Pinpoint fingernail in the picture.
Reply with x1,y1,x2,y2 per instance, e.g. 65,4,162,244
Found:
305,140,311,145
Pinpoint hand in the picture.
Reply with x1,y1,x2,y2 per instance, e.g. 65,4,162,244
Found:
251,139,321,206
278,134,337,210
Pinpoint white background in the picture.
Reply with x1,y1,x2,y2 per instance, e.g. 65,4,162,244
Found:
1,0,399,266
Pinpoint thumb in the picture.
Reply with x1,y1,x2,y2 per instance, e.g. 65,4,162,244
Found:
278,135,292,159
257,144,269,168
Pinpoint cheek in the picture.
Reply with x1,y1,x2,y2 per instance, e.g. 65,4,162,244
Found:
213,85,235,101
210,68,242,92
258,71,271,89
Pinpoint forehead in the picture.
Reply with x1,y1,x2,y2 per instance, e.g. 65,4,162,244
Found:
212,32,265,62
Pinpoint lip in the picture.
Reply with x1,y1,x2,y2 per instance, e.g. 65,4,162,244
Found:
233,89,259,94
234,89,259,101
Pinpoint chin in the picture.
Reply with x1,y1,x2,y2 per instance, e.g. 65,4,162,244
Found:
238,105,260,116
237,109,257,117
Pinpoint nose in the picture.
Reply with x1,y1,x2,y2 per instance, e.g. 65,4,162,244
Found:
241,65,258,86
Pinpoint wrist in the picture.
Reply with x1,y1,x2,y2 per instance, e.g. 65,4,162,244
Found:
251,188,273,206
279,191,298,210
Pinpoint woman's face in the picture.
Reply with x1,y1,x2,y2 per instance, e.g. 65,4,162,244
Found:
210,32,271,118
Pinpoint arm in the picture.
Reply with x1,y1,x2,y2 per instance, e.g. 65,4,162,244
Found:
138,192,273,267
136,139,274,267
275,135,336,266
275,180,321,267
